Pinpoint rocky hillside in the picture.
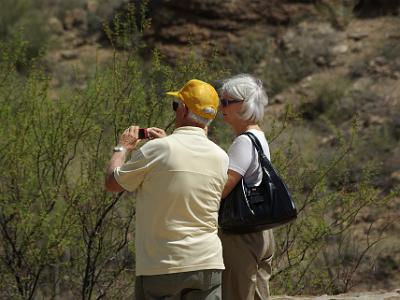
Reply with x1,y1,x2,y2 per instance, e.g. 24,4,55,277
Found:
144,0,400,60
142,0,400,183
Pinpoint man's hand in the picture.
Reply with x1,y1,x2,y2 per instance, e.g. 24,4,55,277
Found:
147,127,167,139
105,125,139,193
118,125,141,151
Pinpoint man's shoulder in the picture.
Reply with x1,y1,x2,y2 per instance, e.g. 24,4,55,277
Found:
206,140,229,163
140,137,170,158
212,141,228,156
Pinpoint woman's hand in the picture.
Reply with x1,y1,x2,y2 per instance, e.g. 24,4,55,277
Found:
118,125,141,151
147,127,167,139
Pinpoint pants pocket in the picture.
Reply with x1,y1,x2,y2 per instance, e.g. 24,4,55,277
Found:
203,270,222,289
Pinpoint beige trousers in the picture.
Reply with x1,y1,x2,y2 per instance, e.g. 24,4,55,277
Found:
219,230,274,300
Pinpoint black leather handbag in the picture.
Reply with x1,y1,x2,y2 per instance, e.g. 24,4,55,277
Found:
218,132,297,233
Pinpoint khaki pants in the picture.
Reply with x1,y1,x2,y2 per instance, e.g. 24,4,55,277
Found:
219,230,274,300
135,269,222,300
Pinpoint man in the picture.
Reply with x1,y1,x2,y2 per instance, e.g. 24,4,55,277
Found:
105,79,229,300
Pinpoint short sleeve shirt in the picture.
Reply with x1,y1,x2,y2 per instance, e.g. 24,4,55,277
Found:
228,129,270,187
114,126,229,276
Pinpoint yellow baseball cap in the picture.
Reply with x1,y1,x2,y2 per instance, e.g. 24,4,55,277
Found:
166,79,219,120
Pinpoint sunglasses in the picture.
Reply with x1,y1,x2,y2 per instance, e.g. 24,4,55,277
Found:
172,100,179,112
221,98,243,107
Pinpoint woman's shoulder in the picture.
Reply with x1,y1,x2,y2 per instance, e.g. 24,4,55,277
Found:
234,130,267,144
231,129,270,158
233,133,253,144
247,129,267,140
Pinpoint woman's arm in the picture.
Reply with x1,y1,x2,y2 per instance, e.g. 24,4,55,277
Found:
221,169,243,199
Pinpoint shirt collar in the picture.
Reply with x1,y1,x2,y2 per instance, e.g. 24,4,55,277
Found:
172,126,207,137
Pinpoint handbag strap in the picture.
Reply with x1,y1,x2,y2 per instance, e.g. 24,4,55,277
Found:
240,131,277,183
241,132,270,167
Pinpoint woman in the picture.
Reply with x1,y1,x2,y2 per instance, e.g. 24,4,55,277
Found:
219,74,275,300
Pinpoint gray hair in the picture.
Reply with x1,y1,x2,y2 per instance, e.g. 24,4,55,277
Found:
220,74,268,122
187,110,213,127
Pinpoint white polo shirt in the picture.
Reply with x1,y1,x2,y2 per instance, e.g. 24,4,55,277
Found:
114,126,229,276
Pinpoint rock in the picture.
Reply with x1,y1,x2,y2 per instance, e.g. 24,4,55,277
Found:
86,0,98,13
368,115,386,125
315,56,328,66
369,60,376,68
273,95,284,104
305,75,313,82
142,0,319,60
64,8,87,30
348,30,369,40
388,33,400,39
374,56,386,66
351,81,363,92
282,29,296,50
300,81,310,88
48,17,64,35
391,72,400,80
160,24,211,43
367,58,390,75
391,171,400,183
329,59,344,67
63,31,77,44
315,22,336,35
351,44,363,53
60,50,79,60
321,135,339,147
50,77,61,88
380,65,391,75
331,44,349,55
88,32,102,44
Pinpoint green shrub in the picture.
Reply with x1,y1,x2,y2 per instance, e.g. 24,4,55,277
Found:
300,76,352,125
222,33,269,75
263,51,316,97
315,0,357,30
0,0,50,61
266,113,398,295
377,39,400,72
223,33,316,97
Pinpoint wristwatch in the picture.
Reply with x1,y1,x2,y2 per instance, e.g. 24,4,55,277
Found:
113,145,126,152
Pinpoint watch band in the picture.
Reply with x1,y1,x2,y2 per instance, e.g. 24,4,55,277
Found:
113,146,126,152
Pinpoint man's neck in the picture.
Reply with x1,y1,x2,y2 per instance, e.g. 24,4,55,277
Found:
179,120,206,130
175,124,208,135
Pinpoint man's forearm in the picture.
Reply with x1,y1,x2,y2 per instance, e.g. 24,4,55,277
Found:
105,125,141,192
105,149,128,192
106,150,128,176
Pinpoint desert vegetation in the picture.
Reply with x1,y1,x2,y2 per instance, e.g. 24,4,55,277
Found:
0,1,399,299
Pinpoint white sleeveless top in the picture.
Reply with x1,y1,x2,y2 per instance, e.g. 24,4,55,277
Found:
227,129,270,187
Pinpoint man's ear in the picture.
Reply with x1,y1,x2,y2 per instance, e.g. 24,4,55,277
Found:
183,104,189,117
